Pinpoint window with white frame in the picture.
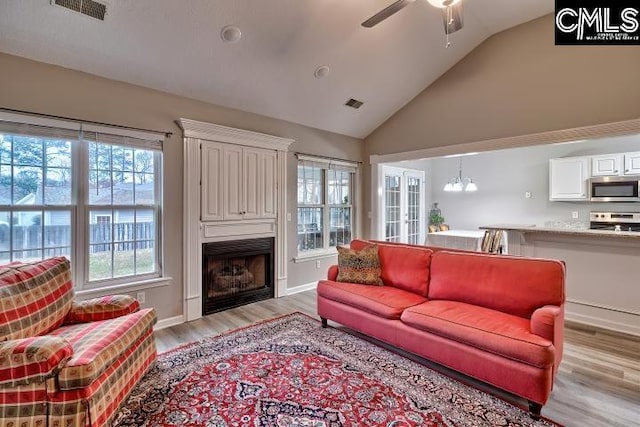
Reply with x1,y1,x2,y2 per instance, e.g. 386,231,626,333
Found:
297,155,356,255
0,113,164,289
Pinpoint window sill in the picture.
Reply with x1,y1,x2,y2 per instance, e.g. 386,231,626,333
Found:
293,249,338,263
75,277,173,297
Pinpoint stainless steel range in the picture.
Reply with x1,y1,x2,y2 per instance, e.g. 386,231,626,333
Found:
589,212,640,232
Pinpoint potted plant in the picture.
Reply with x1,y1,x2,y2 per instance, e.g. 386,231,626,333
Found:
429,212,445,226
429,202,445,226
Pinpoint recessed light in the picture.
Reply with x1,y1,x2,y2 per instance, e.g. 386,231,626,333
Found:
314,65,330,79
221,25,242,43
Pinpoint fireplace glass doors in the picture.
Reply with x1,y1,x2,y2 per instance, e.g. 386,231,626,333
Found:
202,237,274,314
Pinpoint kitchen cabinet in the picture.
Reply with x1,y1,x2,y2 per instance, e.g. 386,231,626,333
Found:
201,141,277,221
591,154,622,176
624,152,640,175
549,157,589,200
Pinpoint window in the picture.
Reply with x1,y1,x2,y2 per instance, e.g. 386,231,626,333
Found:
0,113,164,289
297,155,357,255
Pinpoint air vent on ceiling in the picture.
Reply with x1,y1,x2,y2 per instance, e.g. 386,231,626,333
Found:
345,98,364,109
52,0,107,21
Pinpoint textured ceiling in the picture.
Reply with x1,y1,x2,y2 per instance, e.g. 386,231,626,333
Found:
0,0,552,138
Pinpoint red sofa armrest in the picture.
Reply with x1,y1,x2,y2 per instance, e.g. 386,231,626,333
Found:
531,304,564,374
63,294,140,325
0,336,73,387
327,265,339,281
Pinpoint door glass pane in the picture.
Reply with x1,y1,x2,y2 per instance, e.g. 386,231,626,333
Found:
407,177,421,245
384,175,401,243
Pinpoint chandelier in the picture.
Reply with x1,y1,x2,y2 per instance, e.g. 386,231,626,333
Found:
443,157,477,192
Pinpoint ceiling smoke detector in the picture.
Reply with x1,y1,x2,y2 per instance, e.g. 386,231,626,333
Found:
220,25,242,43
52,0,107,21
345,98,364,109
314,65,330,79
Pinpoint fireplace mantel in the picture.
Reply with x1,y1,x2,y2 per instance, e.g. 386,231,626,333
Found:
178,119,293,321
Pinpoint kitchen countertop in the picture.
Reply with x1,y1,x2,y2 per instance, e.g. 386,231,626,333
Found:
479,224,640,238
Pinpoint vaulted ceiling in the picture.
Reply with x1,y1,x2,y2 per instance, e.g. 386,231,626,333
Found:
0,1,552,138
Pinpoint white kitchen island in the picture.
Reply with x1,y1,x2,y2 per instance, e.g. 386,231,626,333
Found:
481,224,640,337
425,230,486,251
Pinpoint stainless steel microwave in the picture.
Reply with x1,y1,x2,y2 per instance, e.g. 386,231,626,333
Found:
590,176,640,202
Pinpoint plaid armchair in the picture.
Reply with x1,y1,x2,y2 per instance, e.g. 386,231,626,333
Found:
0,257,157,427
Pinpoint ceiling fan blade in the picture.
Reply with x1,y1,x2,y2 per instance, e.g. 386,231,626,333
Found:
443,1,464,34
361,0,416,28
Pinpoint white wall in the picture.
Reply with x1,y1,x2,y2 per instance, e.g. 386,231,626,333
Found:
391,134,640,230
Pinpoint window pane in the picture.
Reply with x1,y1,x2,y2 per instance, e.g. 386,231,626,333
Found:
297,165,322,204
45,168,72,205
136,241,155,274
88,208,157,280
89,143,156,206
0,212,9,253
13,137,43,166
330,207,351,247
0,210,71,263
297,207,323,251
44,211,71,253
112,171,134,205
89,243,113,281
13,166,42,204
328,170,351,205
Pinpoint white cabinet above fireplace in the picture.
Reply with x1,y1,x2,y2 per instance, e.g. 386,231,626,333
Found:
178,118,293,322
201,141,277,221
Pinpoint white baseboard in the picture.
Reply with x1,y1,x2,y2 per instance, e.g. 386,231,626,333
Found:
154,314,185,330
287,281,317,296
566,311,640,337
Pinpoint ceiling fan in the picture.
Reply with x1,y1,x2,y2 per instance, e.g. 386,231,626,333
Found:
362,0,464,37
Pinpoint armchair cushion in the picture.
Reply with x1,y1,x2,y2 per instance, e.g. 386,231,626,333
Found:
0,257,74,341
0,335,73,387
51,308,157,390
64,295,140,325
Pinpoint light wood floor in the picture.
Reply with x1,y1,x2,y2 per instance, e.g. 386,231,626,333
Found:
155,291,640,427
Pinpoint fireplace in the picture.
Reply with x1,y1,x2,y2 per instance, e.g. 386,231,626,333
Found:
202,237,274,315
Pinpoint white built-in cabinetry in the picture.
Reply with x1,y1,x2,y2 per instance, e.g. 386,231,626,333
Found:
591,152,640,176
550,150,640,201
624,151,640,175
549,157,590,200
201,141,277,221
591,154,622,177
179,118,293,322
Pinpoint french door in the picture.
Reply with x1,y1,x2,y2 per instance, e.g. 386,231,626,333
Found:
381,166,425,244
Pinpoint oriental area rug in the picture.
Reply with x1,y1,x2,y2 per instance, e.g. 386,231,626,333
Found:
113,313,559,427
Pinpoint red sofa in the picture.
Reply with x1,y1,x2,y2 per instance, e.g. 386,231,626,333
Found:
317,239,565,419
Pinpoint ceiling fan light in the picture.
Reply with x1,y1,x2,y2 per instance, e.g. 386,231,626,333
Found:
427,0,461,8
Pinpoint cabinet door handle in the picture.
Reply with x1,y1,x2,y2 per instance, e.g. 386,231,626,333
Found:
614,170,618,173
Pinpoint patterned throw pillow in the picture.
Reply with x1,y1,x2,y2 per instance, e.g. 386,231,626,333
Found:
336,244,383,286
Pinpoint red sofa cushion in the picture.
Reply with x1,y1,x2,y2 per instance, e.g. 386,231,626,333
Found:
429,251,565,318
317,280,427,319
401,301,555,368
350,239,432,296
